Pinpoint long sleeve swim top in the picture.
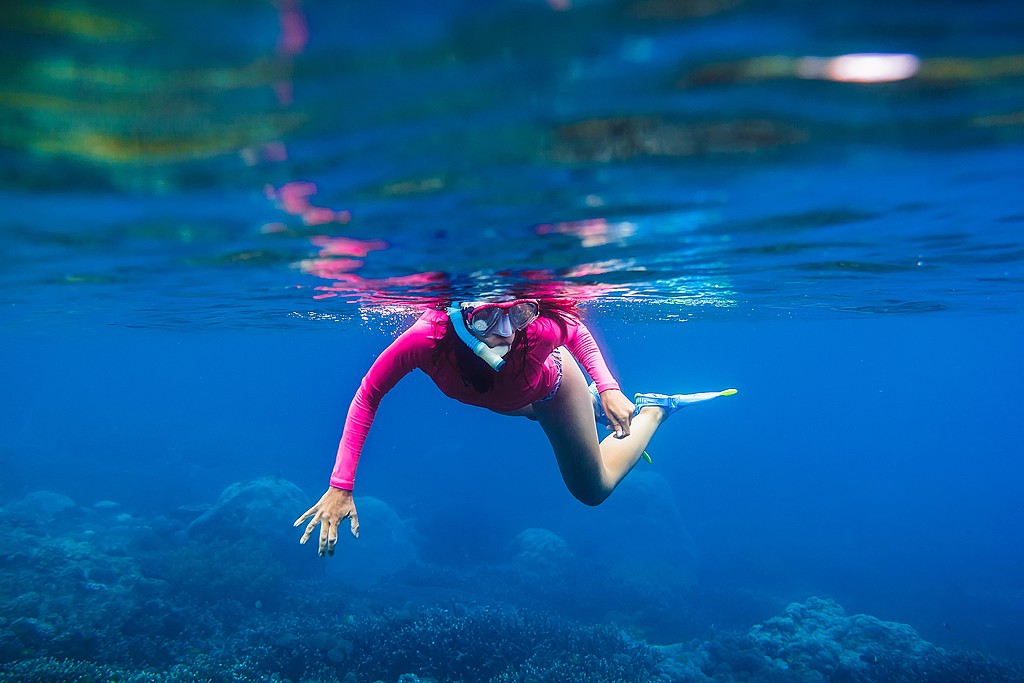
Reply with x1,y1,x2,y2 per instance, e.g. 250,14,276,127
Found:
329,309,620,490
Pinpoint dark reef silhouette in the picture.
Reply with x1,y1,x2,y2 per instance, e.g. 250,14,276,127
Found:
1,480,1021,682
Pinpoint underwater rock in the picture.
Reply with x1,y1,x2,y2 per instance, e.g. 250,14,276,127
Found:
7,618,57,648
687,596,1024,682
186,477,311,572
2,490,77,524
747,596,938,678
161,538,286,605
326,638,353,664
184,479,317,581
651,642,712,682
188,477,308,541
506,527,572,573
170,502,211,524
323,496,417,587
562,471,697,581
273,632,301,649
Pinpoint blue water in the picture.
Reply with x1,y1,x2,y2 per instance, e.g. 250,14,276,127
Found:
2,1,1024,681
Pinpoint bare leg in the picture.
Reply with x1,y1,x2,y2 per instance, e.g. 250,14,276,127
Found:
496,404,538,421
532,356,666,506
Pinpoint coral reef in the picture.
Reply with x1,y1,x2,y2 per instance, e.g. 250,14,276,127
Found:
506,527,572,573
160,539,286,605
187,477,309,542
688,597,1024,683
561,471,698,582
319,606,661,683
187,477,311,575
322,496,418,587
0,491,168,665
2,491,77,524
2,484,1023,683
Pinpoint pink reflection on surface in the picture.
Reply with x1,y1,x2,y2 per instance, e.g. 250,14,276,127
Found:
301,207,337,225
272,0,309,104
506,278,619,303
299,236,390,284
562,260,637,278
263,141,288,161
304,270,622,307
276,0,309,56
266,181,352,225
311,236,389,258
259,0,420,308
535,218,637,248
299,258,364,280
311,272,450,300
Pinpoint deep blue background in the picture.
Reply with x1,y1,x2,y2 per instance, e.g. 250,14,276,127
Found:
4,311,1022,656
3,0,1024,677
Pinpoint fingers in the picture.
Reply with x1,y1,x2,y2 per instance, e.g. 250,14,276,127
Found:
318,517,332,557
326,518,340,557
299,512,321,545
620,410,634,437
604,408,629,438
607,409,634,439
297,492,360,556
293,504,317,527
599,393,636,439
349,511,360,539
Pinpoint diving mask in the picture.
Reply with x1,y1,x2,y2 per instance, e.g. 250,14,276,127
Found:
463,299,540,337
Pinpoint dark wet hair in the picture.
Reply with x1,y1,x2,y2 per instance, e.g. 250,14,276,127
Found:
430,298,581,394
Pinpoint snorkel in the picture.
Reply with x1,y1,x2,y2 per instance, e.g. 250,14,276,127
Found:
447,303,510,371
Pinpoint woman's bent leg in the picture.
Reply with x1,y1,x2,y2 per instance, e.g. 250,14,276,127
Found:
495,405,538,420
532,357,666,506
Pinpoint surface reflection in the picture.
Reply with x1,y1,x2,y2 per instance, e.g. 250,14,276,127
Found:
0,0,302,171
536,219,638,248
551,117,807,162
1,0,1022,327
266,182,352,227
680,53,1024,87
795,53,921,83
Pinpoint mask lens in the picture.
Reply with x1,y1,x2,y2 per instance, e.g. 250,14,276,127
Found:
466,300,539,335
508,302,540,330
468,307,501,334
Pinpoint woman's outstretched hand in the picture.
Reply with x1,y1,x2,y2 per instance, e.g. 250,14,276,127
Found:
600,388,636,438
294,486,359,557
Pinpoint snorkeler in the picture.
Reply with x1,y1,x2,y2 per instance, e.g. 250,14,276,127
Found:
295,298,735,557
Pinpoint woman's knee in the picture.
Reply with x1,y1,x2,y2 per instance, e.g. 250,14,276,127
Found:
568,481,612,507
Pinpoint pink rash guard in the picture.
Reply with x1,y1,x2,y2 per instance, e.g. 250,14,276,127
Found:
330,309,620,490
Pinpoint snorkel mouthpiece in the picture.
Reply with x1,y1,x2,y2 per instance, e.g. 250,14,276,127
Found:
447,304,509,371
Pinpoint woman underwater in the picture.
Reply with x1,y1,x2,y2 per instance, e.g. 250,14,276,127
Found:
295,298,731,557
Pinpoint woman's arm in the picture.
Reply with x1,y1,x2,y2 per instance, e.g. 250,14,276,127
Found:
562,319,620,393
563,319,635,437
329,325,429,490
296,321,430,557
